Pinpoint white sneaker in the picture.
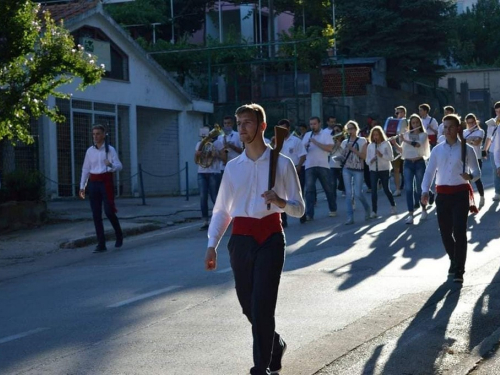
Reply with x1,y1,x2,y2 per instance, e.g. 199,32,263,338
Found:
329,211,337,217
493,194,500,202
390,206,397,215
421,210,428,221
479,196,485,208
394,190,401,197
370,212,378,219
405,215,414,225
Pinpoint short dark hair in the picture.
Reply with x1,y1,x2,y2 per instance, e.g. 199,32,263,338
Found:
443,114,461,127
309,116,321,123
298,123,307,129
235,103,266,125
92,124,106,132
443,106,455,113
223,115,233,122
395,106,407,114
277,119,291,128
494,101,500,109
419,104,431,113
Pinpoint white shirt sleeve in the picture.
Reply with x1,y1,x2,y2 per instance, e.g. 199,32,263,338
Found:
422,148,438,194
494,134,500,169
207,171,233,249
80,149,91,189
108,146,123,173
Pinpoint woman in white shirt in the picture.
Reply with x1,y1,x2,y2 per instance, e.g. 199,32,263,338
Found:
393,114,430,224
341,121,370,225
464,113,485,208
330,124,346,197
366,126,396,217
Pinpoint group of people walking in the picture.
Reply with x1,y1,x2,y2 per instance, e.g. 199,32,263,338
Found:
77,100,500,375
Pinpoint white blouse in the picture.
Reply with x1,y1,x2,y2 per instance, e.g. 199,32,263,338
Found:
366,141,394,172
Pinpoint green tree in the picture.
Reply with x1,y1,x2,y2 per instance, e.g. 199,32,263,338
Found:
105,0,215,43
335,0,456,87
0,0,104,144
450,0,500,67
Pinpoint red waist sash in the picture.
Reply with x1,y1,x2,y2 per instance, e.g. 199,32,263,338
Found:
232,213,282,245
89,172,117,213
428,134,437,145
436,184,478,213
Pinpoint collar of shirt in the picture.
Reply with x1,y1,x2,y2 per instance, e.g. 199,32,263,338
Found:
236,146,271,164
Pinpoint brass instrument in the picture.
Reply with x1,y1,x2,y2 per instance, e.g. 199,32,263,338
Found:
332,132,345,140
196,124,223,168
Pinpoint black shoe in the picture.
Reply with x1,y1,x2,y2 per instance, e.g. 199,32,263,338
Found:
93,245,107,253
115,236,123,248
299,215,306,224
269,341,287,374
429,191,435,205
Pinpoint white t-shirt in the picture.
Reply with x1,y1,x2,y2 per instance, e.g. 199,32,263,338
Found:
302,130,333,169
422,116,439,135
281,135,307,166
196,139,224,174
463,127,485,159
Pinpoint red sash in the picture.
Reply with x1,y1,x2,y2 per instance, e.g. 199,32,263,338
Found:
436,184,478,213
428,134,437,145
232,213,282,245
89,172,117,213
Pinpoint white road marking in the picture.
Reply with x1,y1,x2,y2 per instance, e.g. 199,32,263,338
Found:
108,285,181,308
215,267,232,274
0,327,49,345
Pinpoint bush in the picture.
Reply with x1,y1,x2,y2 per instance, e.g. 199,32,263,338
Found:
0,170,45,202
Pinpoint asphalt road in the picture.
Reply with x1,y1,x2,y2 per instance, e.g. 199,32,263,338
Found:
1,184,500,374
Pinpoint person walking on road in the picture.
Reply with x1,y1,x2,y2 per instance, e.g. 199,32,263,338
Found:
204,103,305,375
79,124,123,253
421,114,480,283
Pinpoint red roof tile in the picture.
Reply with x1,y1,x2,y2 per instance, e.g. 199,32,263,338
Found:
41,0,99,23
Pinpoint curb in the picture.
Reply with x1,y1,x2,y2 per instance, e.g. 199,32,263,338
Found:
58,223,163,249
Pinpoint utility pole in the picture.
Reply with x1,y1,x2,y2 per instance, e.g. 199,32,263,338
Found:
170,0,174,44
268,0,275,58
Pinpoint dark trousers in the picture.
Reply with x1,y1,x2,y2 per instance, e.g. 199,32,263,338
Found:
370,170,395,213
88,180,122,247
436,190,469,275
475,160,485,196
363,162,372,189
228,232,286,375
331,167,345,192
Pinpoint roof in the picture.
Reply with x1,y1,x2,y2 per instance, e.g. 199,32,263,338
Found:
41,0,99,23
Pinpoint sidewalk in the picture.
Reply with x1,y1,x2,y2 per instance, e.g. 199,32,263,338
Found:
0,195,202,267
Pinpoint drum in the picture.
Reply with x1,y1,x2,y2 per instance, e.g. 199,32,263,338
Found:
383,117,407,137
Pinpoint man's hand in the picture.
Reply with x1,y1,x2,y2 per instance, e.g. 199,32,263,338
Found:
104,160,112,167
261,189,286,208
205,247,217,271
460,173,472,181
421,192,429,206
79,189,85,199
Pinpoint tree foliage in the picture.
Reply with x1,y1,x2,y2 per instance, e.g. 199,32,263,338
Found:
450,0,500,67
105,0,215,43
0,0,104,144
335,0,456,87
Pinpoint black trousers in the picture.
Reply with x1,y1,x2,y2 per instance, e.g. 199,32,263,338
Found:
228,232,286,375
88,180,122,247
435,190,469,275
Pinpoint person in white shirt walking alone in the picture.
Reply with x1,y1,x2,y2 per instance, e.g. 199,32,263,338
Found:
79,124,123,253
204,103,304,375
421,114,480,283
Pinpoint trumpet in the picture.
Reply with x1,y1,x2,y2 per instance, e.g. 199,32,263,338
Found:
332,132,345,140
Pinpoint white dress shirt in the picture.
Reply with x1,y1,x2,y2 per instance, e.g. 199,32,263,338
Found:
217,130,242,170
207,146,305,249
463,127,485,160
366,141,394,172
80,144,122,189
422,116,439,136
302,130,333,169
422,139,481,193
281,135,307,166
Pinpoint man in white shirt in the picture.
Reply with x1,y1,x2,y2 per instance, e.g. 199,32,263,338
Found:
419,103,439,148
195,126,225,230
277,119,306,227
204,103,304,375
421,114,480,284
437,105,455,138
302,116,337,220
218,115,243,173
483,101,500,201
79,124,123,253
